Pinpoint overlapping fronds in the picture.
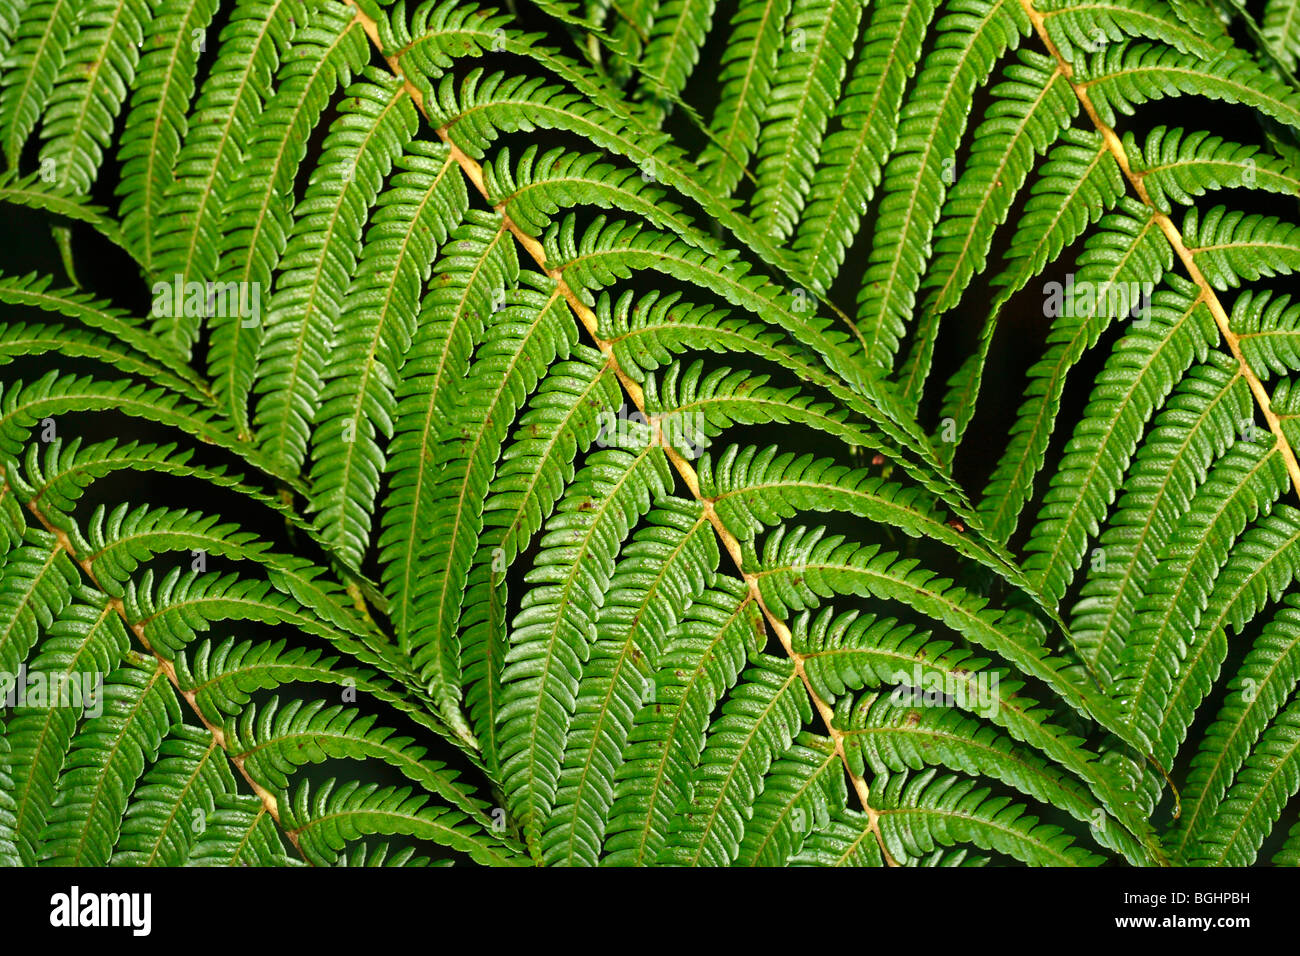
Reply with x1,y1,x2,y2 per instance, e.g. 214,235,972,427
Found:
1,0,1299,868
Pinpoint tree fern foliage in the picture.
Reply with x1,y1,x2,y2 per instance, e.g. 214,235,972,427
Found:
0,0,1298,869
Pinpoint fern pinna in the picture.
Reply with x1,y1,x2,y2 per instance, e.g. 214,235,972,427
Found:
0,0,1298,868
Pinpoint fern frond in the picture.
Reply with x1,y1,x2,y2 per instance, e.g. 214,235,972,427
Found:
978,200,1173,544
1172,594,1300,860
840,692,1147,863
1069,356,1250,678
602,578,761,865
209,0,370,433
0,528,80,675
854,0,1029,366
793,0,939,289
279,779,519,866
875,769,1105,866
5,590,127,864
758,526,1141,753
1117,440,1290,773
308,138,467,569
637,0,718,110
38,0,146,195
0,271,202,393
500,437,672,850
112,724,236,866
1024,278,1217,607
748,0,863,241
0,0,80,168
694,0,791,195
660,653,808,866
1155,508,1300,791
225,696,516,853
543,496,717,865
253,70,419,473
423,276,576,759
790,604,1155,857
1083,41,1300,132
1182,205,1300,288
1265,0,1300,71
1189,697,1300,865
901,48,1078,402
39,663,180,866
1128,126,1300,213
7,0,1300,872
0,171,138,263
152,0,302,354
734,732,845,866
788,807,887,865
114,0,220,271
187,794,297,865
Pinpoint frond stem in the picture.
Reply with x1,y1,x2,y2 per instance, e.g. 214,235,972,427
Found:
8,470,309,864
345,0,897,866
1021,0,1300,514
